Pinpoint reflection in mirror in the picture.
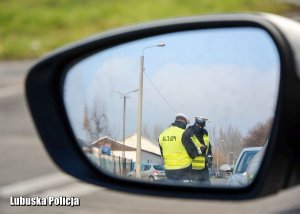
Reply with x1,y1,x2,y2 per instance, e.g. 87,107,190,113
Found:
63,27,279,188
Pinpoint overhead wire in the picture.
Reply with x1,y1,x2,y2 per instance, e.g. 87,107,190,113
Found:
143,70,177,113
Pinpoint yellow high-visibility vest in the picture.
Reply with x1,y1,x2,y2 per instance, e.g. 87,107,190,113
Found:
191,134,210,170
159,126,192,170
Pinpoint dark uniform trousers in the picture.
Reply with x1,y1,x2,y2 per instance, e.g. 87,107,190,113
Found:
191,167,211,186
165,165,192,180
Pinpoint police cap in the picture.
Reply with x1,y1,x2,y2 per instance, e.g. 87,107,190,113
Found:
195,116,208,127
175,113,190,124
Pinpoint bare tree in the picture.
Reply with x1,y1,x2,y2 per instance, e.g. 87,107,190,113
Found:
153,123,165,143
83,104,92,141
90,102,111,140
209,125,243,166
142,125,152,140
82,101,113,143
142,123,165,143
209,127,226,168
243,118,273,147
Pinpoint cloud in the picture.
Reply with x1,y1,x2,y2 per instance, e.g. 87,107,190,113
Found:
65,56,279,140
145,63,279,133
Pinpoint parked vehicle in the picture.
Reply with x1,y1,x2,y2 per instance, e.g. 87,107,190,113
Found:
227,147,262,187
127,164,166,181
246,145,266,184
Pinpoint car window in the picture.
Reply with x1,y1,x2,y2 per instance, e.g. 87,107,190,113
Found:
236,150,259,173
153,165,164,170
144,165,151,171
141,165,146,171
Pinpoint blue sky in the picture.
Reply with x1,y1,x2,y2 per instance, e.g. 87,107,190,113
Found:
64,27,280,142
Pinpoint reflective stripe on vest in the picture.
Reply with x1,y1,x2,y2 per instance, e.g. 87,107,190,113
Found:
159,126,191,170
191,134,210,170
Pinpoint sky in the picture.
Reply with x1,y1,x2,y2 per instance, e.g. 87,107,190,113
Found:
63,27,280,143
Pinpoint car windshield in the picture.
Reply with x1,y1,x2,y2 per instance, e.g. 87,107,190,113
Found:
153,165,164,171
236,150,259,173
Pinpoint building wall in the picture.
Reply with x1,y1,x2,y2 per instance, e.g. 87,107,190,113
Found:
141,151,163,164
112,151,163,164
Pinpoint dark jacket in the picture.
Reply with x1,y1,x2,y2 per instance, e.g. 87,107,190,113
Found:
204,129,212,157
182,125,212,159
195,128,212,157
181,125,201,159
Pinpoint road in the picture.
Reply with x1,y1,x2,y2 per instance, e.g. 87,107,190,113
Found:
0,57,300,212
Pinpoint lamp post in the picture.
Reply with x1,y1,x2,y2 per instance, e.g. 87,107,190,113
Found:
217,139,225,174
136,43,165,178
228,152,234,166
232,139,235,166
113,89,138,175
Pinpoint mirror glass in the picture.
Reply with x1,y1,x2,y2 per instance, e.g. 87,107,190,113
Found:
63,27,279,188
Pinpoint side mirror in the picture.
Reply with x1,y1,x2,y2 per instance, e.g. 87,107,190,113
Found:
226,170,233,175
26,13,300,200
220,164,233,173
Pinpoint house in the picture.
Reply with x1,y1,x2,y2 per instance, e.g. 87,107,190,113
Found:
91,134,163,164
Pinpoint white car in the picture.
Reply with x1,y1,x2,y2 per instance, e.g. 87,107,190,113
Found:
246,145,267,184
227,147,262,187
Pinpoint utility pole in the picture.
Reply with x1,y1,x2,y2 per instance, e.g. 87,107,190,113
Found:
113,89,138,175
136,43,165,178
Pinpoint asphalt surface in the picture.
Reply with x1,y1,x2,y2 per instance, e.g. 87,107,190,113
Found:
1,31,300,213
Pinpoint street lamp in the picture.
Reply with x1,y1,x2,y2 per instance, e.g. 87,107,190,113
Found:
232,140,236,166
136,43,165,178
228,152,234,166
113,89,138,175
217,139,225,174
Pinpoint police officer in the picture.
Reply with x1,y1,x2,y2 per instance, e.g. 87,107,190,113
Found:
182,116,212,185
159,113,192,180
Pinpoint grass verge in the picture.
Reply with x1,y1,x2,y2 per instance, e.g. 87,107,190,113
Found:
0,0,296,59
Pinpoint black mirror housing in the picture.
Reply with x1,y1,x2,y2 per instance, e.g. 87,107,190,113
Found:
26,13,300,200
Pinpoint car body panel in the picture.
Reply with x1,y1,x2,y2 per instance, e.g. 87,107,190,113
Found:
227,147,262,187
246,146,266,184
127,164,166,181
